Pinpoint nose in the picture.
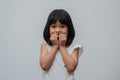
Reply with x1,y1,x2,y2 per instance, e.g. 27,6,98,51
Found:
55,27,61,34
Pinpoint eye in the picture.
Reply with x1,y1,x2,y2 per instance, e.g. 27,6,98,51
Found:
50,25,56,28
61,25,67,28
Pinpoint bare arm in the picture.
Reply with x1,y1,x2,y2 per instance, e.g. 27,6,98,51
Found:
59,46,79,73
58,34,79,73
39,42,58,71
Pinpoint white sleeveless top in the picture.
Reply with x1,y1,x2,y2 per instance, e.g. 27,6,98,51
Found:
40,42,83,80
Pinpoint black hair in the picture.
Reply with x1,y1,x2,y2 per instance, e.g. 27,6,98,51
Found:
43,9,75,47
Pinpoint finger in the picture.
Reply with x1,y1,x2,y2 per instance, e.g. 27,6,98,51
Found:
51,33,56,38
59,34,67,40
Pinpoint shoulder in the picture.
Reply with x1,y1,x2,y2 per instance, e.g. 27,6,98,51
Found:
73,43,83,50
68,41,83,50
40,41,51,52
67,41,83,57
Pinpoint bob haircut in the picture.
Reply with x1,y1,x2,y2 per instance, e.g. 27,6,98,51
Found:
43,9,75,47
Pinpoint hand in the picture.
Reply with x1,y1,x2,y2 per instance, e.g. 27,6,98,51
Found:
50,33,59,46
59,34,67,46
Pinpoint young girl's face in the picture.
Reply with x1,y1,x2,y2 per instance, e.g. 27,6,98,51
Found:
50,20,68,36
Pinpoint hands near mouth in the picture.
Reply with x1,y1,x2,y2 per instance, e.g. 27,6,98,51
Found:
50,33,67,47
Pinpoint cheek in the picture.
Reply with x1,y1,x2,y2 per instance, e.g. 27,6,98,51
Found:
50,28,55,35
62,28,68,34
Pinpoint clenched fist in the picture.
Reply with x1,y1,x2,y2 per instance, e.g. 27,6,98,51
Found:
50,33,59,46
58,34,67,46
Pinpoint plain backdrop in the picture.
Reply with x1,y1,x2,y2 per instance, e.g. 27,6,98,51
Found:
0,0,120,80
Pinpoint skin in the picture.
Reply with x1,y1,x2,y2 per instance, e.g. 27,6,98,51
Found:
40,20,79,73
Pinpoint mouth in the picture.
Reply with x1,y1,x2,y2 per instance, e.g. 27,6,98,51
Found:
57,34,59,40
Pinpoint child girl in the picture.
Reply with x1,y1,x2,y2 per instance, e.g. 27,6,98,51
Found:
39,9,83,80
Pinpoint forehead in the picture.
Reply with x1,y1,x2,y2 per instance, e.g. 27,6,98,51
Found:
51,20,68,27
51,20,65,25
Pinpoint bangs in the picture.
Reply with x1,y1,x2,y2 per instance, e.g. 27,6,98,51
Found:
49,11,69,26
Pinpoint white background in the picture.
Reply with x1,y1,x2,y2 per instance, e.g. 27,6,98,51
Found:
0,0,120,80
